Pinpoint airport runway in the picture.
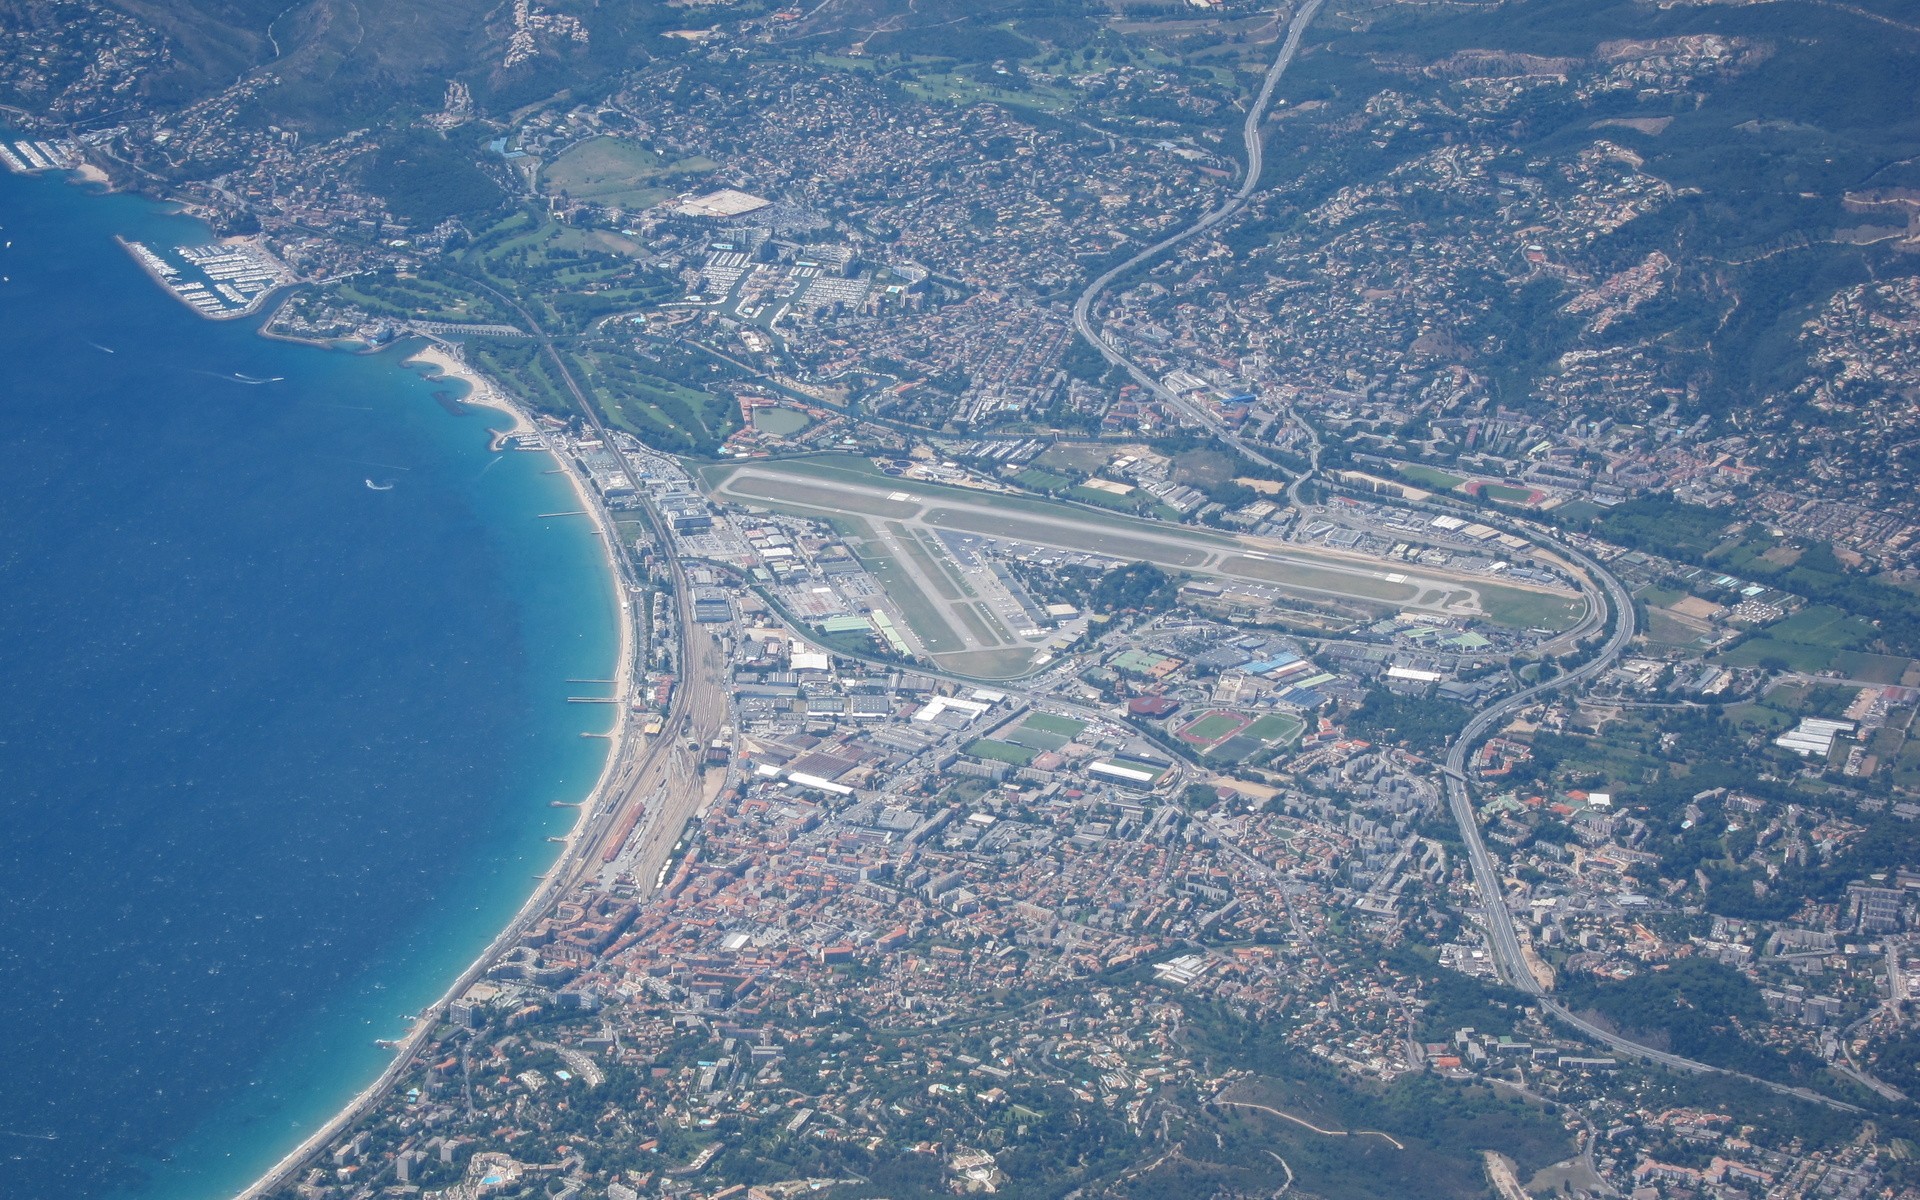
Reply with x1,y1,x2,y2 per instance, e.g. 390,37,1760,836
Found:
709,462,1583,638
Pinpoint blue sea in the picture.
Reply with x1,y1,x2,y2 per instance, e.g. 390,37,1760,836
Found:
0,164,619,1198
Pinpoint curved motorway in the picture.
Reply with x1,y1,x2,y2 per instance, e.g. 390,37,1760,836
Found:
1071,0,1324,412
1441,542,1863,1112
1062,0,1867,1117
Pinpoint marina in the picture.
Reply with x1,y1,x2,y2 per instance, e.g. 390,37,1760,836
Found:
0,138,80,175
0,158,626,1200
114,235,294,320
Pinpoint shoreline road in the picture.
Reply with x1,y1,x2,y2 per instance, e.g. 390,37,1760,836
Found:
456,271,731,903
479,269,735,905
233,275,730,1199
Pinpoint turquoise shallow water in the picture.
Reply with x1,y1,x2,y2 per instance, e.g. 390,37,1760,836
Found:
0,164,618,1199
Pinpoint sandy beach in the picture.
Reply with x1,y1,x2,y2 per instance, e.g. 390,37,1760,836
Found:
404,337,636,879
405,342,534,436
22,141,645,1200
235,343,640,1200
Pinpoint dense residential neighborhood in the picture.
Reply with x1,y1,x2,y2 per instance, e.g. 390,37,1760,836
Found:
11,0,1920,1196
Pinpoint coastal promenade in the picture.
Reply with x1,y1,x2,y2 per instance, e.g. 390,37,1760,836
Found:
233,266,735,1199
229,344,711,1200
456,273,733,901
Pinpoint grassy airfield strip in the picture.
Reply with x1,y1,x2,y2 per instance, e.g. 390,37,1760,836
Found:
698,457,1586,674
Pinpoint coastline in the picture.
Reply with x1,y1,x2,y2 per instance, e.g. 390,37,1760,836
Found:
6,129,646,1200
405,342,534,437
232,344,638,1200
111,232,285,322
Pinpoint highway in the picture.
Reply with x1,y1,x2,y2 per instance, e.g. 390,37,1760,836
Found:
1071,0,1324,426
1060,0,1870,1115
1441,534,1635,1005
231,279,732,1200
1435,543,1866,1112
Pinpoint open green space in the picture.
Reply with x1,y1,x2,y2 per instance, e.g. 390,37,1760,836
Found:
1171,448,1245,489
1895,738,1920,791
1023,711,1088,738
1645,608,1711,647
1205,735,1267,764
1393,463,1466,491
1475,585,1588,631
970,601,1016,645
915,530,977,597
839,518,966,655
1037,442,1120,475
1474,482,1538,505
452,208,679,336
839,524,1044,678
950,601,1000,647
364,130,504,225
331,267,512,325
965,738,1036,766
1012,466,1078,491
1067,484,1143,512
1530,725,1666,786
935,647,1043,679
888,521,963,601
1001,711,1085,752
751,406,814,436
540,136,716,209
1714,604,1912,681
1751,681,1855,721
1215,553,1418,605
932,506,1214,567
1721,641,1913,684
707,455,1244,544
901,68,1079,116
1243,713,1305,744
583,347,738,454
1001,725,1069,752
725,475,923,520
1767,604,1877,648
1717,638,1837,674
470,339,574,414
